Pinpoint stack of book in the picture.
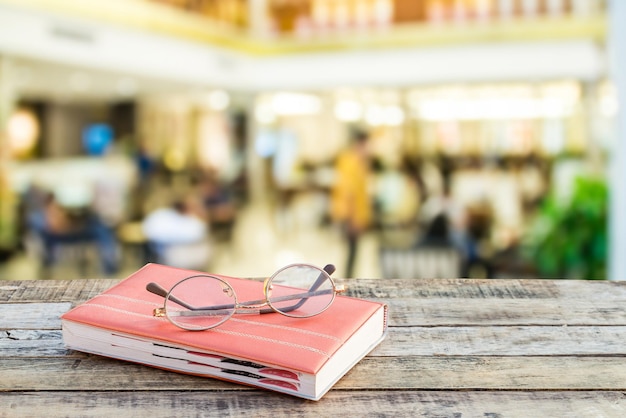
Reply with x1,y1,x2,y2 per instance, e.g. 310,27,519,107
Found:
61,263,388,400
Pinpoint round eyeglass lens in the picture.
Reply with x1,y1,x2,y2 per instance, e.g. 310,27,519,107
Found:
165,275,237,331
266,264,336,318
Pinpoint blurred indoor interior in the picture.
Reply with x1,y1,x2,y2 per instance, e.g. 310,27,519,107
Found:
0,0,623,281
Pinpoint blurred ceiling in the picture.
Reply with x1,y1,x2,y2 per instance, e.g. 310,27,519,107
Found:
9,56,203,103
0,0,609,104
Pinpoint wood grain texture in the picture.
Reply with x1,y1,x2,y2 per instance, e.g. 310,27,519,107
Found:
388,298,626,326
3,278,626,417
1,391,624,418
0,279,116,304
0,303,70,329
3,286,626,328
378,325,626,356
2,355,625,391
4,326,626,358
3,277,626,303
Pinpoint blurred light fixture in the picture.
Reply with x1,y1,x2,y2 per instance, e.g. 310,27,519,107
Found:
365,104,384,126
7,108,39,158
271,92,321,115
382,105,405,126
198,113,231,172
415,97,574,121
410,83,580,121
254,102,276,124
363,104,405,126
334,100,363,122
208,90,230,111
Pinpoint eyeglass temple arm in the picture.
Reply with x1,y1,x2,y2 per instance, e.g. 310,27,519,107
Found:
146,281,197,311
270,263,336,314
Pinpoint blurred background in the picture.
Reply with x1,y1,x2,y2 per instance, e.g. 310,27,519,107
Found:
0,0,620,281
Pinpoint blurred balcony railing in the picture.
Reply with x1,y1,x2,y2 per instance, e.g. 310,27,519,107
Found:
0,0,607,55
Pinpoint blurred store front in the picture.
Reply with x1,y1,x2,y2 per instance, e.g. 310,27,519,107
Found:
0,0,617,280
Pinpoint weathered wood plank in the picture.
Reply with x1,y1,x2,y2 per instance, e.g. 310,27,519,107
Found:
3,278,626,303
2,356,625,391
0,303,71,329
345,356,626,391
2,278,625,415
1,391,624,418
0,330,69,357
389,298,626,326
0,280,117,304
376,326,626,356
4,326,626,358
353,278,626,301
3,294,626,332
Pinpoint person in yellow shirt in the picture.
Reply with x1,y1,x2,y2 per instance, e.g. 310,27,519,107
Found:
330,129,372,278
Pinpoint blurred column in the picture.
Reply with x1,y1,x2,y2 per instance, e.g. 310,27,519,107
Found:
248,0,271,36
0,56,18,249
582,81,603,174
608,0,626,280
246,95,267,202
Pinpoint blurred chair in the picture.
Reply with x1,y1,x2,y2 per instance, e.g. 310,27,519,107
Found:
25,225,99,278
116,221,150,269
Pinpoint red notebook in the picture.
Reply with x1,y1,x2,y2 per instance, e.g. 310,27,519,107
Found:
61,263,388,400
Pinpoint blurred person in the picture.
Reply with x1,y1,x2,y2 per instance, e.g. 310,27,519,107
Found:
419,174,471,270
142,196,211,270
419,176,492,278
135,144,156,185
198,173,237,241
131,143,157,219
27,190,73,236
419,176,467,243
91,178,127,228
419,212,453,248
330,129,373,278
373,159,421,228
25,188,119,276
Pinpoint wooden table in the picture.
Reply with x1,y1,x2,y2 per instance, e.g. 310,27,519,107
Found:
2,277,626,417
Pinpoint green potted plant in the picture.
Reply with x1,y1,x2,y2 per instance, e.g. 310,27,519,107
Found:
524,176,608,280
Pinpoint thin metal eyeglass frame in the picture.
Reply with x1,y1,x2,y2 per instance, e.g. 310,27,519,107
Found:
146,263,344,330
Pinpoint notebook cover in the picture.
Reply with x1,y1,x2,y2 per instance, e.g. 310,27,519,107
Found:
61,263,387,375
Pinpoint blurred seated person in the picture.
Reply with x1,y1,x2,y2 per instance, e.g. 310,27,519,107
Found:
141,196,212,270
418,178,487,277
200,177,235,225
198,175,237,241
26,189,119,275
418,213,453,247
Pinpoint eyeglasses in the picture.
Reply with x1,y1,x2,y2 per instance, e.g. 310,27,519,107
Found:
146,263,345,331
